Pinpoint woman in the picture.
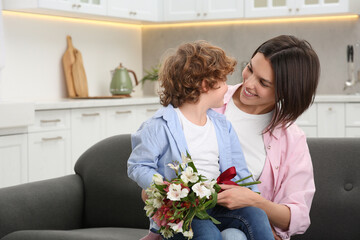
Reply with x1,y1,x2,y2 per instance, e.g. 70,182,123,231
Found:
215,35,320,240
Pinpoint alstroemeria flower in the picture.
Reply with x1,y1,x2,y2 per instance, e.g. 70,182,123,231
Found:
144,202,155,216
181,167,199,184
168,163,180,172
181,153,192,168
183,229,194,238
192,182,212,199
203,180,217,194
152,173,166,185
161,228,174,239
168,220,184,233
167,183,189,201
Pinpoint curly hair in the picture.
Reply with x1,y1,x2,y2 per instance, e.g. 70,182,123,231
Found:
159,41,237,107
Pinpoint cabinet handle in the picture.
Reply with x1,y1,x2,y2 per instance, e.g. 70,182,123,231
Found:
116,110,132,114
77,4,81,8
203,12,207,17
146,109,158,112
72,4,77,8
42,136,63,142
328,107,333,111
288,8,292,12
197,13,201,17
40,119,61,123
296,8,299,12
82,113,100,117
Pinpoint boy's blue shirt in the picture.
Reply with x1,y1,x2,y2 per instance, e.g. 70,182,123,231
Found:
127,104,259,192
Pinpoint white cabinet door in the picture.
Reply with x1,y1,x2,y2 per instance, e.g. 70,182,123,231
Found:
244,0,293,18
28,130,71,182
163,0,202,21
297,0,348,15
71,108,106,163
317,103,345,137
107,0,161,21
296,103,318,137
164,0,243,22
204,0,244,20
106,104,161,137
0,134,28,188
74,0,107,15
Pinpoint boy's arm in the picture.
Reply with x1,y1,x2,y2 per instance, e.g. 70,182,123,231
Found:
127,124,162,190
227,121,260,192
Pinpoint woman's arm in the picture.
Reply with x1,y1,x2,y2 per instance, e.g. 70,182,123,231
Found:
217,184,291,230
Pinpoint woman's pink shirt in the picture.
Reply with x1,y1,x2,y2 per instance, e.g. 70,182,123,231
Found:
214,84,315,240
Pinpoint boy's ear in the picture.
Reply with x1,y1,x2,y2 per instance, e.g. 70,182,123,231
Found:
201,79,209,92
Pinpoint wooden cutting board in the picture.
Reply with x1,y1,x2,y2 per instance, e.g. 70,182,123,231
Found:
62,36,76,98
72,49,89,97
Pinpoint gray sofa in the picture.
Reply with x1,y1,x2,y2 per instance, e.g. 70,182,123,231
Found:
0,134,359,240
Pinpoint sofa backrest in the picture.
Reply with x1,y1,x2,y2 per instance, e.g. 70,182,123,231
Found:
74,134,148,229
292,138,360,240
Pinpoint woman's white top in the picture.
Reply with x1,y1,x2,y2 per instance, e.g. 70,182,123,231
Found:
175,108,220,181
224,97,273,180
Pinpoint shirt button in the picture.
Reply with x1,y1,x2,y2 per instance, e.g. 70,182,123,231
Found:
275,166,279,170
267,145,271,149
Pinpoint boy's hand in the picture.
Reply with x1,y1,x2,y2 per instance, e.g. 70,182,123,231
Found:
141,189,148,202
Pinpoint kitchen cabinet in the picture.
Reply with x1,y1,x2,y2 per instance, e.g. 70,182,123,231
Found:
71,108,106,163
3,0,107,16
296,103,317,137
244,0,359,18
163,0,244,22
107,0,162,22
0,134,28,188
106,104,159,137
317,103,345,137
27,109,72,182
345,103,360,137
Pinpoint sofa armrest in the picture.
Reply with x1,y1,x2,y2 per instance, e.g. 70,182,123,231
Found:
0,175,84,239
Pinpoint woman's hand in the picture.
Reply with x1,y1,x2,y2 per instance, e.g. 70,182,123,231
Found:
217,184,261,209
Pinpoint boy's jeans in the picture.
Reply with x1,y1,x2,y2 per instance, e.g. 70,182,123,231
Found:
163,205,274,240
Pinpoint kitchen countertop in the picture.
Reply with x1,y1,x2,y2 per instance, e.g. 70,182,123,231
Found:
314,94,360,102
34,96,160,110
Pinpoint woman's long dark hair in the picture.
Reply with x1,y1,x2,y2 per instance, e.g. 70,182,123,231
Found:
253,35,320,133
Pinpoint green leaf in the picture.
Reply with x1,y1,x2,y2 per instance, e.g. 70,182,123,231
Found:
206,193,218,210
209,216,221,225
195,210,210,220
237,181,262,187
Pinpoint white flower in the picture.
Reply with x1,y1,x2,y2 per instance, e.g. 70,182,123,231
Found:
192,182,212,199
168,163,180,172
203,180,217,194
144,202,155,216
152,173,166,185
181,153,192,164
167,183,189,201
183,229,194,239
180,167,199,184
161,228,174,239
168,220,184,233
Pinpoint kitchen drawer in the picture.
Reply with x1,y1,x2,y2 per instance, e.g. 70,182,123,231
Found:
317,103,345,137
28,130,72,182
28,110,71,133
346,103,360,126
299,126,317,138
296,103,317,126
345,127,360,137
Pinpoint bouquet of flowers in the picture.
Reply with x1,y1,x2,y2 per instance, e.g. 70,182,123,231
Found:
144,152,260,239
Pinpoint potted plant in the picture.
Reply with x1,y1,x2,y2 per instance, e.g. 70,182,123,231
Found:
141,64,161,96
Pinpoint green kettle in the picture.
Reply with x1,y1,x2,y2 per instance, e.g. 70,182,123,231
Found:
110,63,138,95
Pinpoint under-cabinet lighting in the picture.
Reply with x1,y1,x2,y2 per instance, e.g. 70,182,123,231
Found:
143,14,359,28
2,10,141,29
2,10,358,29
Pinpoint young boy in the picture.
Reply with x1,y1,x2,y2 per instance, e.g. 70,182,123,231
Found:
127,41,274,240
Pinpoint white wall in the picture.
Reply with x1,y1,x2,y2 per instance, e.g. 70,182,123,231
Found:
0,12,143,100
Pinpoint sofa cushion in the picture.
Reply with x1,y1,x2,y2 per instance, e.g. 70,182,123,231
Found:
1,227,149,240
292,138,360,240
74,134,148,229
